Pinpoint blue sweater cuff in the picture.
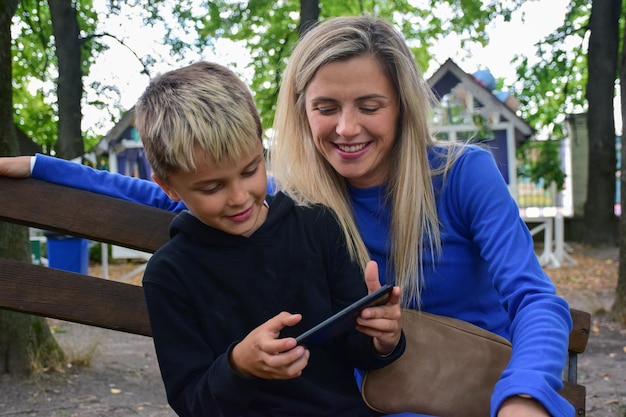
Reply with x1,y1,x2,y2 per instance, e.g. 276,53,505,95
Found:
492,370,575,417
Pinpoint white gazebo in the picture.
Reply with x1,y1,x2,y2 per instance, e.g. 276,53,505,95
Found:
427,58,532,201
427,59,575,268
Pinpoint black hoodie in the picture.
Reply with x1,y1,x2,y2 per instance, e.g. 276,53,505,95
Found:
142,191,404,417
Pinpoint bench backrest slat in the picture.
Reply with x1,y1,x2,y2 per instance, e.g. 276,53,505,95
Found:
0,177,174,252
568,308,591,354
0,258,152,336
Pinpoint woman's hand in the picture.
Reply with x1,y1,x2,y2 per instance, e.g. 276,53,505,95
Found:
0,156,32,178
230,312,310,379
497,395,550,417
356,260,402,355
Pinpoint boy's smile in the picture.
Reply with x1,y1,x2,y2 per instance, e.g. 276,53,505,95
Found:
154,141,268,237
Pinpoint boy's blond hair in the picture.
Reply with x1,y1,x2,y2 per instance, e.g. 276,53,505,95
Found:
135,61,263,180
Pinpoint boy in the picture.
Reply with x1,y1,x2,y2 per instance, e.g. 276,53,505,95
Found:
131,61,404,416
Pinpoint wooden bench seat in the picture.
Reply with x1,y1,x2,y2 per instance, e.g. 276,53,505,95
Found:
0,177,591,415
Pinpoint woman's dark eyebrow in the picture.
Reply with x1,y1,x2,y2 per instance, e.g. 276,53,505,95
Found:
355,93,389,101
310,93,389,103
309,96,336,103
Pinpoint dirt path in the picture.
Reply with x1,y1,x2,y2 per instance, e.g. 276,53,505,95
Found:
0,320,174,417
1,245,625,417
545,243,626,416
580,312,626,416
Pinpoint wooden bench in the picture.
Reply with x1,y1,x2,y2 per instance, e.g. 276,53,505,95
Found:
0,177,591,415
0,177,173,336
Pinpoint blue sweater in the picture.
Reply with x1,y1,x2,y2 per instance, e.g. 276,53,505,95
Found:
349,146,573,416
32,148,573,416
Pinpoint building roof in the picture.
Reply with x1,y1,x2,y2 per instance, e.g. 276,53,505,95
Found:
427,58,533,145
92,107,137,155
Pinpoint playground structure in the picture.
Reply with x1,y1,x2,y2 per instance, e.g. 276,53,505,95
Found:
427,59,577,268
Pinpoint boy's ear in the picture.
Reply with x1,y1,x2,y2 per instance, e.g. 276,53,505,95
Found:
152,173,182,202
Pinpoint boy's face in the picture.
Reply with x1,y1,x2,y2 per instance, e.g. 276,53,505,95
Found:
154,141,268,237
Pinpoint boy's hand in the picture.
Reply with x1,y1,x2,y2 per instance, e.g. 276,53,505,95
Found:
230,312,309,379
356,260,402,355
0,156,32,178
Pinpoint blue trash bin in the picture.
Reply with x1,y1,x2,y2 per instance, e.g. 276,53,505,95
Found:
45,233,89,274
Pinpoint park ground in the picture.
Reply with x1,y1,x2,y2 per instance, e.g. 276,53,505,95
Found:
0,242,625,417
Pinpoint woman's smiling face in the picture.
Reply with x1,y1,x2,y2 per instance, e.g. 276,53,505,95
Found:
304,55,399,188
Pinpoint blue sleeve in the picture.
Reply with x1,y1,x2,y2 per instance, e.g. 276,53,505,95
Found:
449,147,574,417
32,154,277,210
31,154,187,212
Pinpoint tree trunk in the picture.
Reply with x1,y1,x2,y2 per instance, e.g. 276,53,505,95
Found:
615,2,626,324
299,0,319,35
0,0,65,374
1,0,20,158
48,0,84,159
584,0,621,246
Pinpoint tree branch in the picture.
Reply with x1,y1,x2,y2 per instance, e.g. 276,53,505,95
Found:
81,32,151,77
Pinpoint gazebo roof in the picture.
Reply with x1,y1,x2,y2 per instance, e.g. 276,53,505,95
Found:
427,58,533,145
92,107,137,155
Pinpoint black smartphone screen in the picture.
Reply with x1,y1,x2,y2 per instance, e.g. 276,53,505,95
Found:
295,284,393,347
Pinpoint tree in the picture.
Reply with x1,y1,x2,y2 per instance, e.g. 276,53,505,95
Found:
12,0,99,156
299,0,319,34
583,0,625,322
513,2,592,207
48,0,84,159
584,0,621,246
0,0,65,374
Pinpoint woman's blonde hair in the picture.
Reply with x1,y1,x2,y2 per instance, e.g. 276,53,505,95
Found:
135,61,263,181
269,16,461,306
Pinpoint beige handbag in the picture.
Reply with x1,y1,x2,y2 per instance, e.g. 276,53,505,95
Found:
361,309,512,417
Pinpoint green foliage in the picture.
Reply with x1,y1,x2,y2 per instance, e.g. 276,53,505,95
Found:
137,0,527,131
513,0,591,138
13,0,560,156
516,138,566,191
510,0,614,192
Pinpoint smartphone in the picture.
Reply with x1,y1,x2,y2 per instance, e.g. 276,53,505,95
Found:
295,284,394,347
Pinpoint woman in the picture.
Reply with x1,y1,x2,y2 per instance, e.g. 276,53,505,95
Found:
0,15,572,417
269,16,572,417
